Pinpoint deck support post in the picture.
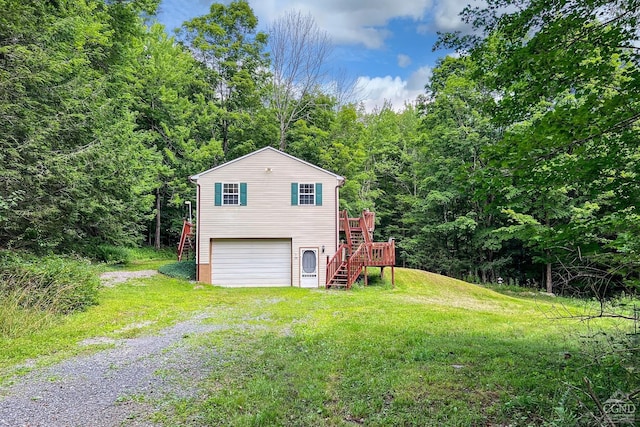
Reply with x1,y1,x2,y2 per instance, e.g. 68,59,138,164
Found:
380,266,384,280
391,266,395,288
364,266,368,286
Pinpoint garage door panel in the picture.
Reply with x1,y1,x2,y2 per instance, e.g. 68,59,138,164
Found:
214,247,291,257
213,260,288,269
211,239,291,287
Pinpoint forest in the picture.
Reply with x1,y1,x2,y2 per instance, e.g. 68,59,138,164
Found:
1,0,639,296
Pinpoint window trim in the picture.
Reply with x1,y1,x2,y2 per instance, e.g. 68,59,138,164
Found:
222,182,240,206
298,183,316,206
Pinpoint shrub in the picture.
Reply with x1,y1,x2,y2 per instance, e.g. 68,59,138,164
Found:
0,251,100,315
87,244,132,265
158,260,196,281
127,246,176,261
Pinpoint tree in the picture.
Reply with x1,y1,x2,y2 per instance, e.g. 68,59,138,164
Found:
410,56,504,281
0,0,160,252
438,0,640,292
320,104,367,213
268,10,333,150
179,0,268,157
124,23,222,248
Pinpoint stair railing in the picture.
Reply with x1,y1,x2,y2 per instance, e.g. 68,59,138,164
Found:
340,210,354,250
359,212,373,260
347,243,368,287
362,210,375,234
326,243,348,285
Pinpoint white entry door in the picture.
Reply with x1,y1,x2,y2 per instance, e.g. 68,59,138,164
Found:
300,248,318,288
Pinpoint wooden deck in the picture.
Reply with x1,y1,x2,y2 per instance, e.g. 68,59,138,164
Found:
327,210,396,289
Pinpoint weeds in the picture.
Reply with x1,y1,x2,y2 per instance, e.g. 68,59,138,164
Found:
0,251,99,338
0,288,58,338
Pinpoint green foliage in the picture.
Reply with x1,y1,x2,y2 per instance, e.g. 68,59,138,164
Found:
403,56,506,281
0,0,160,252
88,245,132,265
179,0,268,158
126,246,176,262
158,260,196,280
434,0,640,293
0,251,99,320
123,22,223,248
2,0,639,302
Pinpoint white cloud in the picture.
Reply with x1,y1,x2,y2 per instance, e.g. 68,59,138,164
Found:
407,65,432,90
432,0,481,32
416,23,430,35
251,0,434,48
397,54,412,68
251,1,479,45
160,0,476,44
355,65,432,111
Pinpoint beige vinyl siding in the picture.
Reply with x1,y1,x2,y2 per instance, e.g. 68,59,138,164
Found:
195,148,340,287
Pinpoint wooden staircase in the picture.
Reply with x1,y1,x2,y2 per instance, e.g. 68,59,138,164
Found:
177,219,194,261
326,210,395,289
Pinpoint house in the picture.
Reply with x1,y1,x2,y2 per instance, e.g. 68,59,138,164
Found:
189,146,395,288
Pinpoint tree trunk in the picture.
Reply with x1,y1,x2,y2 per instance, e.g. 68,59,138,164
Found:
155,187,161,250
222,119,229,155
279,125,287,151
546,260,553,294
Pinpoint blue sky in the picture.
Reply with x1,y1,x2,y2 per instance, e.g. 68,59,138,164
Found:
155,0,472,110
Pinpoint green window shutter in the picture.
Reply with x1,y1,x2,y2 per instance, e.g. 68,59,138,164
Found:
214,182,222,206
240,182,247,206
291,182,298,206
315,183,322,206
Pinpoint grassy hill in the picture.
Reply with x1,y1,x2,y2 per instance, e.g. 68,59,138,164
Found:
1,266,635,425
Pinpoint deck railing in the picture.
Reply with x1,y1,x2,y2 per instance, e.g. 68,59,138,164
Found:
368,241,395,266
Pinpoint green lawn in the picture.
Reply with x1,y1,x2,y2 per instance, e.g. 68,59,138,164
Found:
1,265,636,426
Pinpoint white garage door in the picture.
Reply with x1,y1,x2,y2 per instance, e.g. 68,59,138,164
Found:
211,239,292,287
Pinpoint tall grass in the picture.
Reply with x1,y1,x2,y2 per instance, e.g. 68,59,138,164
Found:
0,288,59,338
0,251,99,338
81,244,176,265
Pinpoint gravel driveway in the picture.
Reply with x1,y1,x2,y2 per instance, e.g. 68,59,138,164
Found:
0,284,223,427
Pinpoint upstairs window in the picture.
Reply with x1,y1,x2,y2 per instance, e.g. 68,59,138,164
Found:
215,182,247,206
223,183,239,205
291,182,322,206
299,183,315,205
